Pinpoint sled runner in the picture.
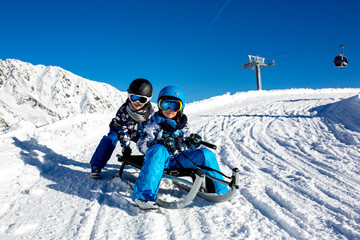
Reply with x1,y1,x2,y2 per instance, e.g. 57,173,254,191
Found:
115,150,240,209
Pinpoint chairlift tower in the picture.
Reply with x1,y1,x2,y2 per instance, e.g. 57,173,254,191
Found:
242,55,275,90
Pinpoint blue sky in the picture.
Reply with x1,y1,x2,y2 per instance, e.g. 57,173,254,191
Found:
1,0,360,103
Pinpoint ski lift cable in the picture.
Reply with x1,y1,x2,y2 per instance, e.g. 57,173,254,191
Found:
183,64,243,89
276,38,360,63
268,30,360,58
186,72,242,97
340,38,360,47
276,45,340,62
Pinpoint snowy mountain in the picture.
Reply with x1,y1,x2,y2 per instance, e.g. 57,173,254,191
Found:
1,86,359,239
0,59,127,132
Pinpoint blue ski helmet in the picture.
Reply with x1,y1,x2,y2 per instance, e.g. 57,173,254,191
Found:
158,86,185,110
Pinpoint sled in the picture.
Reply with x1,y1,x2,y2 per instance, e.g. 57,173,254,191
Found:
115,153,240,209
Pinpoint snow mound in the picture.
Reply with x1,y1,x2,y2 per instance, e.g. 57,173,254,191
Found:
310,93,360,145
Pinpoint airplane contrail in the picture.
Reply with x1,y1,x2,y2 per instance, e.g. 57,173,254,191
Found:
193,0,231,47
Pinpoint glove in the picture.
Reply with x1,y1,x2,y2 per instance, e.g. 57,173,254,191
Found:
122,147,132,157
188,133,202,149
163,137,176,153
109,118,121,130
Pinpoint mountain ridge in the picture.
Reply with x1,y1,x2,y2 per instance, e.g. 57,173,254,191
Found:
0,59,127,132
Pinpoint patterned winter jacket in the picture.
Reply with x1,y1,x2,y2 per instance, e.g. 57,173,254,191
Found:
137,111,193,155
109,101,153,148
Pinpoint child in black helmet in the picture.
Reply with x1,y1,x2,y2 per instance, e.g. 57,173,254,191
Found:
89,78,153,179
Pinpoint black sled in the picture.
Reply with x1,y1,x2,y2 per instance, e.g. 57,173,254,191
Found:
115,148,240,209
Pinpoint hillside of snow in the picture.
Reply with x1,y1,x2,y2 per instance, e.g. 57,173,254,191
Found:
0,59,127,132
1,87,359,239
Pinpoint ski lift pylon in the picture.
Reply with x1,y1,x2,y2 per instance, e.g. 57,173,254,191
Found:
334,45,348,68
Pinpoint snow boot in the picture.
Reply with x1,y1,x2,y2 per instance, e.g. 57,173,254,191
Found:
90,165,102,179
134,199,158,210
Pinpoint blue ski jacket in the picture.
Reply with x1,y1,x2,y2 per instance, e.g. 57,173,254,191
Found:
137,111,193,154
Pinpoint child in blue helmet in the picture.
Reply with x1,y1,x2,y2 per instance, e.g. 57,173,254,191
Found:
89,78,153,179
132,86,228,210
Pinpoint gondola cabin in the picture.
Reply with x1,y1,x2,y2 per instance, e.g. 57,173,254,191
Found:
334,55,348,68
334,45,348,68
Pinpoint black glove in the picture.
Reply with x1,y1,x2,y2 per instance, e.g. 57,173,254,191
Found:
110,118,119,128
122,147,132,157
163,137,176,153
188,133,202,149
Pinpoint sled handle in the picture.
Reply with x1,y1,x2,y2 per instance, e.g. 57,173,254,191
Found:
200,141,217,150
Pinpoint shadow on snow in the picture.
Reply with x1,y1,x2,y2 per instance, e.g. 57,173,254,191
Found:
12,137,134,211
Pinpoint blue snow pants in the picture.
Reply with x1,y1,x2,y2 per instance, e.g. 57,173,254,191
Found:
132,144,228,201
90,130,118,169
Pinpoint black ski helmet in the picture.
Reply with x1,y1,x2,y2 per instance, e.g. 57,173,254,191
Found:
127,78,153,97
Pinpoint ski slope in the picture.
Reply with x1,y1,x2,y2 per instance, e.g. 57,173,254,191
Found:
1,88,360,240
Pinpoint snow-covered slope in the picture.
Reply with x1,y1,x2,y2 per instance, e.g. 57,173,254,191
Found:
0,59,127,132
1,88,360,239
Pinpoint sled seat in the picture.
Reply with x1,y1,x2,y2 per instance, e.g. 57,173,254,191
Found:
115,154,239,209
116,154,200,179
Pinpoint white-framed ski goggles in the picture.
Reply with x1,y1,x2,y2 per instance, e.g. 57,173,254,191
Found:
128,93,152,104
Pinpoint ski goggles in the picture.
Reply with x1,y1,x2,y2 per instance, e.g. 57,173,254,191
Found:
128,93,151,104
158,99,182,112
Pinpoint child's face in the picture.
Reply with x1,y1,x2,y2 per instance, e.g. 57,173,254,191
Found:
162,108,177,119
131,101,145,111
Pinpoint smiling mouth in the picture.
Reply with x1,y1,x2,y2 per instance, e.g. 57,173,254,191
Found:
133,103,143,107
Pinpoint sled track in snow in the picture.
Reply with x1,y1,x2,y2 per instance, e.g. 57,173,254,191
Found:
191,91,360,239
